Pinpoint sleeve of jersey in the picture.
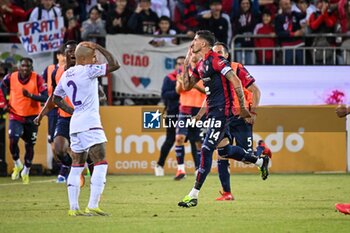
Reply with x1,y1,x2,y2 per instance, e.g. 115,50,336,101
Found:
238,65,255,88
87,64,108,79
53,80,66,98
51,68,58,89
37,75,48,93
191,65,200,80
213,56,232,76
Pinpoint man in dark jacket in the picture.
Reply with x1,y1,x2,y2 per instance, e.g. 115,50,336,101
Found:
275,0,306,65
127,0,159,34
154,56,184,176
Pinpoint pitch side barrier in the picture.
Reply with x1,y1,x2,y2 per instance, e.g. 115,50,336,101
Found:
5,106,347,175
231,33,350,65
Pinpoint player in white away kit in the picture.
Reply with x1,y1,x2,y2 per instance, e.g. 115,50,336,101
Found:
53,41,120,216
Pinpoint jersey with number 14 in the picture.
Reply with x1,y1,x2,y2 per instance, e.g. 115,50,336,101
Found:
53,64,107,134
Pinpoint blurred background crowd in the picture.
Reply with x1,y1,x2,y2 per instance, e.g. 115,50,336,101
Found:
0,0,349,66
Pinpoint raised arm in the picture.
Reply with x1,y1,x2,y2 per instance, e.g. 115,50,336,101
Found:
182,48,199,91
95,44,120,73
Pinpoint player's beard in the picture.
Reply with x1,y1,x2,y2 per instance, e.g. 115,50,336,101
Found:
192,46,201,54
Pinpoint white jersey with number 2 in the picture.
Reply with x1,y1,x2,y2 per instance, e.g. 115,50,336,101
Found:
53,64,107,134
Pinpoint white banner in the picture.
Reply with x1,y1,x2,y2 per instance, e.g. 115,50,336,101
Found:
107,34,350,105
107,34,190,95
18,17,64,55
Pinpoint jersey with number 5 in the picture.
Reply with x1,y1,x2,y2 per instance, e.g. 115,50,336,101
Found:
53,64,107,134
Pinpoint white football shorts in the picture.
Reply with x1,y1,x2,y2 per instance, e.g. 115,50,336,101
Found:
70,129,107,153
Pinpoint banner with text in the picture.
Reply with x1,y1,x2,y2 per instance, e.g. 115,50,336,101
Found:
106,35,350,105
6,106,347,175
18,17,64,55
107,34,190,95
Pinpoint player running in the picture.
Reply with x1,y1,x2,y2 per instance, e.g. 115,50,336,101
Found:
0,58,48,184
53,41,120,216
196,42,272,201
34,41,79,183
177,30,269,208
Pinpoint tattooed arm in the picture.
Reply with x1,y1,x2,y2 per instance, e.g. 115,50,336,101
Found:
33,94,56,125
225,70,250,118
53,95,74,115
182,65,198,91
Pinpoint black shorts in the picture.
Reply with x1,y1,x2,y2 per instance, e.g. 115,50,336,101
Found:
47,108,58,143
9,116,38,144
54,116,71,142
176,107,203,142
228,115,253,151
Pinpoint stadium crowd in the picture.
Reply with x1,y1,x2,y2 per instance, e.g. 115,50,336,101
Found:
0,0,349,66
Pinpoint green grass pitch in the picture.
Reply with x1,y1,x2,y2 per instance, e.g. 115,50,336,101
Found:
1,174,350,233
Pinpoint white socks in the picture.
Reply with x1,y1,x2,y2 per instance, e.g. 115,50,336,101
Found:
67,166,84,210
255,158,263,167
189,188,200,199
21,166,30,175
88,164,108,209
14,159,22,168
178,164,185,171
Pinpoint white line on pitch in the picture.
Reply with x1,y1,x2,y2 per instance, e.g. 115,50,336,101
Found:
0,179,57,186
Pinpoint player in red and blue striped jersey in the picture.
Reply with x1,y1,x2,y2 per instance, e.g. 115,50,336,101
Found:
178,30,269,208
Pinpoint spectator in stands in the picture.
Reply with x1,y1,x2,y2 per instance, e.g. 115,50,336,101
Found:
275,0,305,65
308,0,337,64
150,15,177,47
295,0,316,22
96,0,114,20
339,0,350,33
29,0,62,21
232,0,260,64
106,0,133,34
0,0,30,43
173,0,199,38
198,0,232,46
151,0,171,18
81,6,106,46
63,7,74,27
127,0,159,34
254,8,276,64
339,0,350,64
64,17,81,42
57,0,79,15
221,0,233,15
13,0,36,11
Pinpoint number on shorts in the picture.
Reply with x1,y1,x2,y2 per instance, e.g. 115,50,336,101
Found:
209,130,220,141
67,80,82,106
247,137,252,147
